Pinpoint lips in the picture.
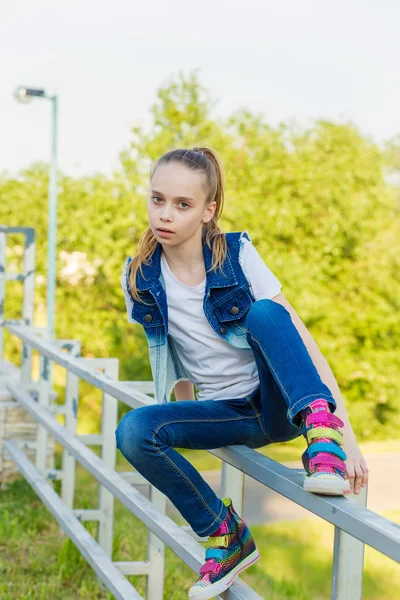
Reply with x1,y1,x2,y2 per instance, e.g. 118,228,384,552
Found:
157,228,174,233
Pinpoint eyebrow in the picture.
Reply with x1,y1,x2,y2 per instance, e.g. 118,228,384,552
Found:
151,190,196,202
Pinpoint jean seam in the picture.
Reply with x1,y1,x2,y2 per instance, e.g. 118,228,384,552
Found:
151,416,257,531
249,333,291,402
246,397,273,443
152,414,260,438
249,333,335,426
195,501,227,535
153,445,225,532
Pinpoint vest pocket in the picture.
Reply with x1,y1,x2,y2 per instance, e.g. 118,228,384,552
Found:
132,302,164,328
213,288,253,322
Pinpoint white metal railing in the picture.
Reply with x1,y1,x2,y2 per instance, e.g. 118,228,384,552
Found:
1,225,399,600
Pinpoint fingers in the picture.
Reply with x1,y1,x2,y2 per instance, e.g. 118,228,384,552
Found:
346,463,355,493
353,466,364,494
346,460,369,494
360,458,369,487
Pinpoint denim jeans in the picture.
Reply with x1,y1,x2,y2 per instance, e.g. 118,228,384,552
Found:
115,299,336,537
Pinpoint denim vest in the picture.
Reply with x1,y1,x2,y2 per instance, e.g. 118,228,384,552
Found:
124,230,256,403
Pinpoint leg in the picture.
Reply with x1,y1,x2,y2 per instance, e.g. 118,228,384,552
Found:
244,299,349,495
115,396,267,537
244,298,335,439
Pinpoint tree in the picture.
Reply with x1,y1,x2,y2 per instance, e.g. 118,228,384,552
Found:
1,70,399,439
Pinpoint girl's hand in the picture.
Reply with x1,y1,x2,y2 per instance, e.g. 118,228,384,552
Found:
343,440,369,494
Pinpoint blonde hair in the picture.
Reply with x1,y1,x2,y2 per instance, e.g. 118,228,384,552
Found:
128,147,228,303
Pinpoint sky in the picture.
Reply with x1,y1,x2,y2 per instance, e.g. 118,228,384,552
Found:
1,0,400,178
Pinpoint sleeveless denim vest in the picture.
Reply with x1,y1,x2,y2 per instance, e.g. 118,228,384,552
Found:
123,230,256,403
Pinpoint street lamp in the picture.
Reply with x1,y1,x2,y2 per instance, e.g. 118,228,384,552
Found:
14,86,58,338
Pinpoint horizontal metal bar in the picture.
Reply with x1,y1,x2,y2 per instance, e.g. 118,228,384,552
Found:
49,403,67,414
77,434,103,445
119,471,151,486
122,381,155,393
7,324,153,410
114,561,151,576
4,439,143,600
0,226,35,234
5,273,24,281
210,445,400,563
76,357,119,369
14,439,37,450
7,383,262,600
21,383,58,403
74,509,102,522
46,468,64,481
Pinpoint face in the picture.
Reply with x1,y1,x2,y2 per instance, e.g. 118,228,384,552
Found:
148,162,216,246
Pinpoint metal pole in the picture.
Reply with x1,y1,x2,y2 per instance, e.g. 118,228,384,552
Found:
0,229,6,373
47,95,58,338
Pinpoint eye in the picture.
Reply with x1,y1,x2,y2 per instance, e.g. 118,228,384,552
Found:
151,197,189,210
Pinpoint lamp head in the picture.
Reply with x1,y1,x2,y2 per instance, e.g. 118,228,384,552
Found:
14,87,46,103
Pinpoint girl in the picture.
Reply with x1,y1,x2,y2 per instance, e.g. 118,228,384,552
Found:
116,147,369,600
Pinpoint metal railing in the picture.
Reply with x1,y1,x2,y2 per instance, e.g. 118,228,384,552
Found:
1,225,399,600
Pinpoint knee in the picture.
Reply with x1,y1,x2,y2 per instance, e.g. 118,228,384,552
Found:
115,407,153,461
246,298,283,334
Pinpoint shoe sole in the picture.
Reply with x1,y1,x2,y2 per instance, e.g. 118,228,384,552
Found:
303,476,351,496
188,548,260,600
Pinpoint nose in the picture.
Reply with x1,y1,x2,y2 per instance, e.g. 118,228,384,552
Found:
160,207,173,221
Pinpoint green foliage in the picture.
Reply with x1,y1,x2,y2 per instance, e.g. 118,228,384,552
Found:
1,69,399,440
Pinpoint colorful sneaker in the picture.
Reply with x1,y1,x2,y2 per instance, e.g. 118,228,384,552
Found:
301,399,351,496
188,497,260,600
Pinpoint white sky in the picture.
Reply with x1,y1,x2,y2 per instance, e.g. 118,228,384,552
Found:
1,0,400,178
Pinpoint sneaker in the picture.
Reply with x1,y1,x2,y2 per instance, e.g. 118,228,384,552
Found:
188,497,260,600
301,399,351,496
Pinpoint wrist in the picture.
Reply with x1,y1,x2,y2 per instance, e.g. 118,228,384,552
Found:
342,424,357,444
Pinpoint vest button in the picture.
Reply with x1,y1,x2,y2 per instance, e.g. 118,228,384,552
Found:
230,306,239,315
220,326,227,334
144,314,153,323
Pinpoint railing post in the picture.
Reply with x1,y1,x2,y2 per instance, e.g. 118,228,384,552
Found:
221,462,245,516
60,340,81,517
98,359,119,559
21,228,36,385
331,485,368,599
0,229,6,374
146,487,166,600
35,355,52,475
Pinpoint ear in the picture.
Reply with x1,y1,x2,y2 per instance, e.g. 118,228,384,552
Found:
203,201,217,223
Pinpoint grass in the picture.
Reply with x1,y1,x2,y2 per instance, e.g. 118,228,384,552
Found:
1,450,399,600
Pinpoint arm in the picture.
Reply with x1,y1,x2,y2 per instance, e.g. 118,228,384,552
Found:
271,292,369,493
174,379,195,401
272,293,356,440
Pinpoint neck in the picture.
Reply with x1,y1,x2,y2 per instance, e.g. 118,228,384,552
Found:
161,228,205,270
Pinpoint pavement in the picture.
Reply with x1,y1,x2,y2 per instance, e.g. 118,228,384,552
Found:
135,452,400,526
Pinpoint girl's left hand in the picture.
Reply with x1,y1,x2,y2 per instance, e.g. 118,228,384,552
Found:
343,440,369,494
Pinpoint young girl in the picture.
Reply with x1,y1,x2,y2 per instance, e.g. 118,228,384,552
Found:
116,147,368,600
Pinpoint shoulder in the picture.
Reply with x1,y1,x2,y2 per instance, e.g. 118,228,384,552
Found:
225,230,253,246
121,256,133,299
121,256,140,324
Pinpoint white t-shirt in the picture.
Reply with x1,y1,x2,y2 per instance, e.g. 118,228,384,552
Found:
122,237,282,401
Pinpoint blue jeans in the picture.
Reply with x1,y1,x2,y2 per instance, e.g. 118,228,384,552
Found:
115,299,336,537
